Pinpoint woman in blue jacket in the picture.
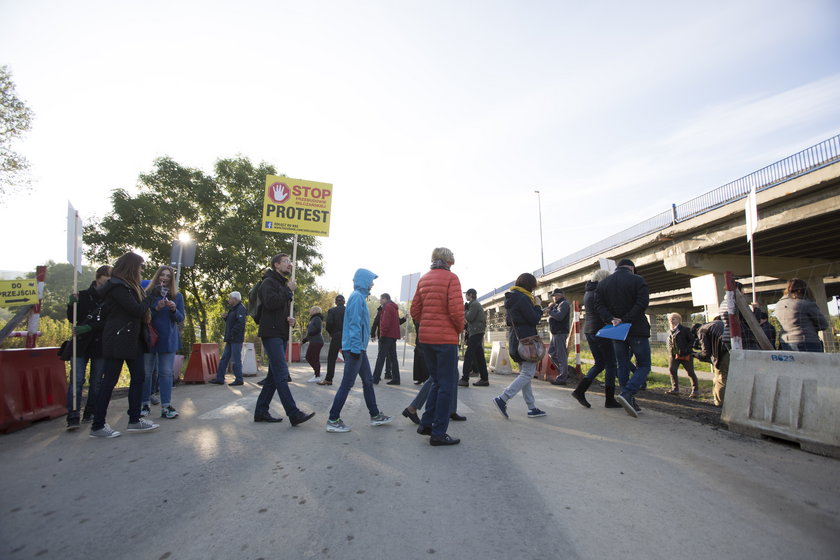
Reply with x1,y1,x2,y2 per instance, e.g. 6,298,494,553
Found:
141,266,185,419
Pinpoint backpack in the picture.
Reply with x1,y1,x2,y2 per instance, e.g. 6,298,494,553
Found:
247,279,263,324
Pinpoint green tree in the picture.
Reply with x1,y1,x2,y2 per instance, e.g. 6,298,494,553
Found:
0,66,34,195
24,261,99,321
84,156,324,343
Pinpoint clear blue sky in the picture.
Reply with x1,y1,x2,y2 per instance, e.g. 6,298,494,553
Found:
2,0,839,301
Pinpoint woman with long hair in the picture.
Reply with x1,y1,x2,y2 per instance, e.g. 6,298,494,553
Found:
90,252,159,438
493,272,547,420
141,265,185,419
775,278,828,352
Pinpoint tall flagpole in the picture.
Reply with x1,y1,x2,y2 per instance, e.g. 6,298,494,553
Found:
287,234,299,364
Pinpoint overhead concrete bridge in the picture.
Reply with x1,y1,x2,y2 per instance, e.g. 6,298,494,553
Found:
479,134,840,345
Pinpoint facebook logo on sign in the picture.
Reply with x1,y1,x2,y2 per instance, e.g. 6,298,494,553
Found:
265,221,273,228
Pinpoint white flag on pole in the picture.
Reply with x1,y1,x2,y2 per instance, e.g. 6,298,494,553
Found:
745,186,758,242
400,272,421,303
67,202,83,273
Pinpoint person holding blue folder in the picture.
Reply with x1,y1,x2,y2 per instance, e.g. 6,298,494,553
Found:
593,259,651,418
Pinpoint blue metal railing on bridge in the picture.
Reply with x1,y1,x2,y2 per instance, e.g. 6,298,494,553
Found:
479,134,840,302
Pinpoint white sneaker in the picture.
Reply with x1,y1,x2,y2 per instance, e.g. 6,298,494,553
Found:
307,376,321,383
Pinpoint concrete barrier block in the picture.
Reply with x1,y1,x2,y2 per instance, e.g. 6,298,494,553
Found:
242,342,258,376
722,349,840,458
489,341,513,374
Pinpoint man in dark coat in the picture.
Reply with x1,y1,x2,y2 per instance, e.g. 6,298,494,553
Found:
210,291,247,386
594,258,651,418
318,294,345,386
64,265,111,430
252,253,315,426
547,288,571,385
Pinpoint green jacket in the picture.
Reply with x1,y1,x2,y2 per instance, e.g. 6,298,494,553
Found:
465,299,486,336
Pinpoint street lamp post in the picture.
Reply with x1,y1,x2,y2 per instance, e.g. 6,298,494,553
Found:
535,190,545,276
175,231,192,291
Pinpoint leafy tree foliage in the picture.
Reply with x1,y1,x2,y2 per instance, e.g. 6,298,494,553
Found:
84,156,324,343
0,66,34,195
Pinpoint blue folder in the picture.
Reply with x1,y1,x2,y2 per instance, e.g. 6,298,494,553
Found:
596,323,631,341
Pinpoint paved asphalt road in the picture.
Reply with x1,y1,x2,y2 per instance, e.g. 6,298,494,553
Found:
1,341,838,560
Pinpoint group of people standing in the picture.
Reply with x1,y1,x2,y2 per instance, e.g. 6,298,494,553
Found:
67,246,831,440
66,252,186,438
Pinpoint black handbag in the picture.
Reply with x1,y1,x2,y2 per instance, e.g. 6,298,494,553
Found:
57,340,73,361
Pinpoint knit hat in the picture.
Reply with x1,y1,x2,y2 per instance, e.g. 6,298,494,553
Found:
617,258,635,268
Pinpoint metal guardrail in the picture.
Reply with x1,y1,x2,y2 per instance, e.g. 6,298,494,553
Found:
479,134,840,302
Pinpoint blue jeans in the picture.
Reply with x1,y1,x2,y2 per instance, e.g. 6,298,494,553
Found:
215,342,243,382
613,336,651,396
66,356,105,418
329,351,380,421
584,333,617,388
255,337,302,418
93,356,145,429
419,344,458,437
143,352,175,406
411,375,458,413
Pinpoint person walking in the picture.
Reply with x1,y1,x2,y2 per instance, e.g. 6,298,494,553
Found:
317,295,345,386
547,288,572,385
326,269,393,433
253,253,316,426
593,258,651,419
210,291,247,386
140,265,185,420
492,272,547,421
665,312,700,398
775,278,829,352
459,288,489,387
372,293,402,385
570,269,621,409
410,248,465,446
64,265,111,430
90,252,159,438
303,306,325,383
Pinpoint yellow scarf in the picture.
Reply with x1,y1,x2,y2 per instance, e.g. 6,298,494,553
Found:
510,285,535,304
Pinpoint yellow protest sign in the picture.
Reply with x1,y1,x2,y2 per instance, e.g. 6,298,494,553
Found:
0,280,38,307
261,176,333,237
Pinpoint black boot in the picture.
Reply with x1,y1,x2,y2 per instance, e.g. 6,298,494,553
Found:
604,386,622,408
571,378,592,408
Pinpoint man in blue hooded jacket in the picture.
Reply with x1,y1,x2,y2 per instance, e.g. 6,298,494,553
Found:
326,268,393,433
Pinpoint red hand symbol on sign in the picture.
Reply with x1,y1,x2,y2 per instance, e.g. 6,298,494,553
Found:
269,183,290,203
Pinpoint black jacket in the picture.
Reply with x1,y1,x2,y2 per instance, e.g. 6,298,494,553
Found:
582,280,605,335
257,269,293,340
594,267,651,338
98,277,153,360
305,313,324,344
326,303,345,336
548,297,571,335
223,301,247,343
505,290,543,364
66,281,107,358
667,324,693,357
694,320,728,369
